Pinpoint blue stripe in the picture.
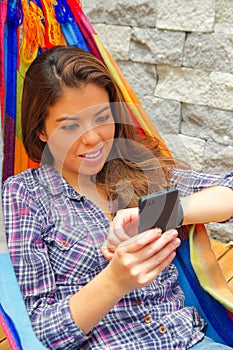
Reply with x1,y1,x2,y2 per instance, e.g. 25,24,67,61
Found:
0,253,47,349
175,239,233,346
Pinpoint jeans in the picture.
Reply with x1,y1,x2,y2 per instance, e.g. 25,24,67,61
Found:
190,337,233,349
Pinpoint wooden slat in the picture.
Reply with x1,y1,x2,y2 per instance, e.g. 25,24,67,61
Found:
0,324,11,349
217,248,233,284
210,239,230,259
228,277,233,291
0,340,12,350
0,324,6,342
210,239,233,292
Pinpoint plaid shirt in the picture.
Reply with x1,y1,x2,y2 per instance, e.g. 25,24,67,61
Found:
2,165,233,349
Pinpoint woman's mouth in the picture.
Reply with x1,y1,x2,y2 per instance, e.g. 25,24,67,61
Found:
83,149,101,159
79,147,104,163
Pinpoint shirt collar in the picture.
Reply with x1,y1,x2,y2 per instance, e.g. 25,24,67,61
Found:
38,164,83,200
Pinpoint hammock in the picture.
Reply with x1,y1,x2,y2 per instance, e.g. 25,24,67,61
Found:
0,1,232,348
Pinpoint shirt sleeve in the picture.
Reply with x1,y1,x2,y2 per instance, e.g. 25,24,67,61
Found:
2,177,89,349
170,168,233,222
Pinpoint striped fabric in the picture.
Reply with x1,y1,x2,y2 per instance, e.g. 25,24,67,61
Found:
2,0,168,182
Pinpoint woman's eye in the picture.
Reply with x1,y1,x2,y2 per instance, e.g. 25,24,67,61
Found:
96,115,110,123
61,123,79,131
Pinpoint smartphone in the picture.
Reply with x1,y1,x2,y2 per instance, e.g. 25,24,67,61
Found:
138,187,179,233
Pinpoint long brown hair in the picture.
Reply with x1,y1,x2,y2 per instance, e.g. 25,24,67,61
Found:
22,45,179,211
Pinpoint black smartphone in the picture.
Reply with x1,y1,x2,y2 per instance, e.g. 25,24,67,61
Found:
138,187,179,233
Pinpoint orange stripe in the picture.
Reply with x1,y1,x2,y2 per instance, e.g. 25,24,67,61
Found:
28,157,40,169
14,138,30,175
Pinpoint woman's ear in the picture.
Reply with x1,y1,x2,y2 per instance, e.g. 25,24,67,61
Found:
37,130,48,143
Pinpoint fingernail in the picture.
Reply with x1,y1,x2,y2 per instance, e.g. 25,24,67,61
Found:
175,238,181,246
166,229,177,235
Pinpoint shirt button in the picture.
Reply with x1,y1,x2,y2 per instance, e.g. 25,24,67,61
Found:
135,300,143,306
61,240,68,247
144,314,152,324
159,325,167,334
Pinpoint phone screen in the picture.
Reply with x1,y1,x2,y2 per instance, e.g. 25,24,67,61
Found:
138,188,179,233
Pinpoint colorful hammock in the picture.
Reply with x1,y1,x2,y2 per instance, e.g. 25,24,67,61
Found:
0,1,232,349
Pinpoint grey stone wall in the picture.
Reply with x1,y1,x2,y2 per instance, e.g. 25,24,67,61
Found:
82,0,233,242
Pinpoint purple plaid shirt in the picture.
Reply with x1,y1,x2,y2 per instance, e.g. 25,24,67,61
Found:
2,165,233,349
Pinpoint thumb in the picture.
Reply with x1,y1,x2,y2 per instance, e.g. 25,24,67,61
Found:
100,240,115,260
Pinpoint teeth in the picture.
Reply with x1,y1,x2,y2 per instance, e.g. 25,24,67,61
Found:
84,149,101,158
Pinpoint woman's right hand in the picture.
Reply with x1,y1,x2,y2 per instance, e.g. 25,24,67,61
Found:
70,208,180,334
105,227,180,295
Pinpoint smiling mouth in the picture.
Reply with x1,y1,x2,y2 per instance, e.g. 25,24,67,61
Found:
79,148,102,159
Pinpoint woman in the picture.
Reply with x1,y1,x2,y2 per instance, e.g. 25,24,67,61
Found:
2,46,233,349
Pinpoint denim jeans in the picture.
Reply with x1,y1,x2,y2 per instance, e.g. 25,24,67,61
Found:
190,337,233,349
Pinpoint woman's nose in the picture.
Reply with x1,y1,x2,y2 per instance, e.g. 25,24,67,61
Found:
80,127,101,145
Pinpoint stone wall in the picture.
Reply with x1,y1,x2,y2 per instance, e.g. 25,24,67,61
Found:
82,0,233,241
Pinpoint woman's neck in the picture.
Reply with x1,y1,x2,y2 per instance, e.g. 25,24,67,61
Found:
60,168,112,220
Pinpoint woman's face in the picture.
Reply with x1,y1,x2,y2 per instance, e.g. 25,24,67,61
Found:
38,84,115,182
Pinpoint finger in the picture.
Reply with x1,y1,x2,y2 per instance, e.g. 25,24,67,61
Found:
117,228,162,253
125,249,177,288
115,207,138,224
137,231,180,263
150,237,180,264
140,233,179,266
153,249,177,274
107,208,139,250
117,229,179,271
146,250,177,282
144,229,179,256
100,245,114,260
107,221,129,249
114,208,138,237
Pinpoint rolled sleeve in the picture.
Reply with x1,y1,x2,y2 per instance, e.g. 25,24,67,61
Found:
30,296,88,349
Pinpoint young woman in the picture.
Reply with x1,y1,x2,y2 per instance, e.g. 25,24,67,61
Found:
2,46,233,350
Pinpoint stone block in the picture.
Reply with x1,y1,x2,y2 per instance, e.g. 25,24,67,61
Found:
144,97,181,135
130,28,185,66
117,61,156,100
183,32,233,74
203,139,233,172
156,0,215,32
81,0,156,27
206,223,233,242
148,132,203,170
181,104,233,146
175,134,205,172
155,65,233,111
215,0,233,34
81,0,107,23
93,24,131,60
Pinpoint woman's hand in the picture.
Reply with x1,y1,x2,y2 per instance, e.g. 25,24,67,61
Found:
101,208,139,259
71,207,180,333
101,207,181,294
105,227,180,294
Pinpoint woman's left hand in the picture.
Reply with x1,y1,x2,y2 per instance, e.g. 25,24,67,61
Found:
101,208,139,260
